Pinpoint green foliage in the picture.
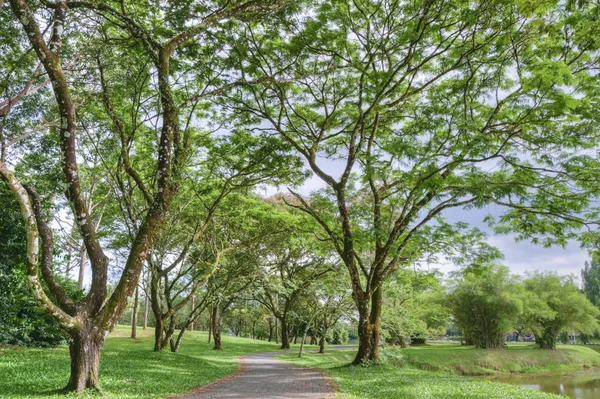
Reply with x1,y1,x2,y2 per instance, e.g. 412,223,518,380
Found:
448,266,523,349
381,270,448,346
522,272,599,349
328,324,349,345
582,257,600,306
0,184,78,347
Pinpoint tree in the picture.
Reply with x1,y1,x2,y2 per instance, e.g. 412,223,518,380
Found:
313,272,353,353
448,265,523,349
522,272,599,350
253,206,337,349
582,256,600,307
146,128,302,351
381,270,448,347
0,0,289,391
227,0,599,363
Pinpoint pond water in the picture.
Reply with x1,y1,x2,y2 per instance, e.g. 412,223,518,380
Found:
480,370,600,399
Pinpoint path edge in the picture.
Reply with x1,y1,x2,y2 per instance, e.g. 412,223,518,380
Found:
168,352,249,399
275,350,344,399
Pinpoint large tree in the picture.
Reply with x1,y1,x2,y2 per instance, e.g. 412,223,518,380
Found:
0,0,289,391
227,0,600,363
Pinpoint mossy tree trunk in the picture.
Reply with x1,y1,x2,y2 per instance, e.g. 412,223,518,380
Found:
66,320,106,392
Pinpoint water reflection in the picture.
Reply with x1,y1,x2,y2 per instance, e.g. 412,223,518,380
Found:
481,370,600,399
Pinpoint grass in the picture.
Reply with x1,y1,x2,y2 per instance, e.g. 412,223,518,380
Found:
279,350,564,399
3,329,598,399
401,342,600,375
0,325,312,398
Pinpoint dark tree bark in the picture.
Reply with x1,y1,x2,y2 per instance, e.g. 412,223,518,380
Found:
535,329,558,350
319,336,325,353
279,318,290,349
268,318,273,342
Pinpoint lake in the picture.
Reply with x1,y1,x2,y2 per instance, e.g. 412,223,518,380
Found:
481,370,600,399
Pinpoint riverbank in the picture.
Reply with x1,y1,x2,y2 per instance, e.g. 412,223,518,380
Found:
402,342,600,375
279,349,563,399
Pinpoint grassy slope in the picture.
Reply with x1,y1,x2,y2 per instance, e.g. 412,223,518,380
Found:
279,350,563,399
0,326,313,398
402,342,600,375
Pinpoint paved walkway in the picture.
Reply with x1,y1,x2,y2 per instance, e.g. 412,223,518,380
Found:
180,349,346,399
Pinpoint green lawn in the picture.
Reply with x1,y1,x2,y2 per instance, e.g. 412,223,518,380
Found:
279,350,564,399
3,329,599,399
0,326,309,398
402,342,600,375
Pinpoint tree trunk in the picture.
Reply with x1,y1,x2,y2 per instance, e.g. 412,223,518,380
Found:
131,286,139,338
78,243,86,290
319,335,326,353
368,286,382,358
298,327,308,357
208,313,212,343
352,286,382,364
153,318,174,351
65,325,106,392
268,318,273,342
275,318,279,344
211,305,221,350
143,293,149,330
280,318,290,349
399,335,410,348
190,295,195,331
536,330,557,350
171,329,185,353
310,332,317,345
154,319,163,351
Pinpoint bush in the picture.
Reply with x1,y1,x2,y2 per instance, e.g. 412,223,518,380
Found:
328,324,349,345
0,184,84,347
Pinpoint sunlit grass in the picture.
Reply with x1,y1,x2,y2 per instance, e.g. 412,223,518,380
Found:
0,325,310,398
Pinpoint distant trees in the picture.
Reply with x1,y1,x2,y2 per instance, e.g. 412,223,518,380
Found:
382,271,448,347
582,258,600,307
448,266,523,349
522,273,599,350
447,266,599,350
1,2,599,394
